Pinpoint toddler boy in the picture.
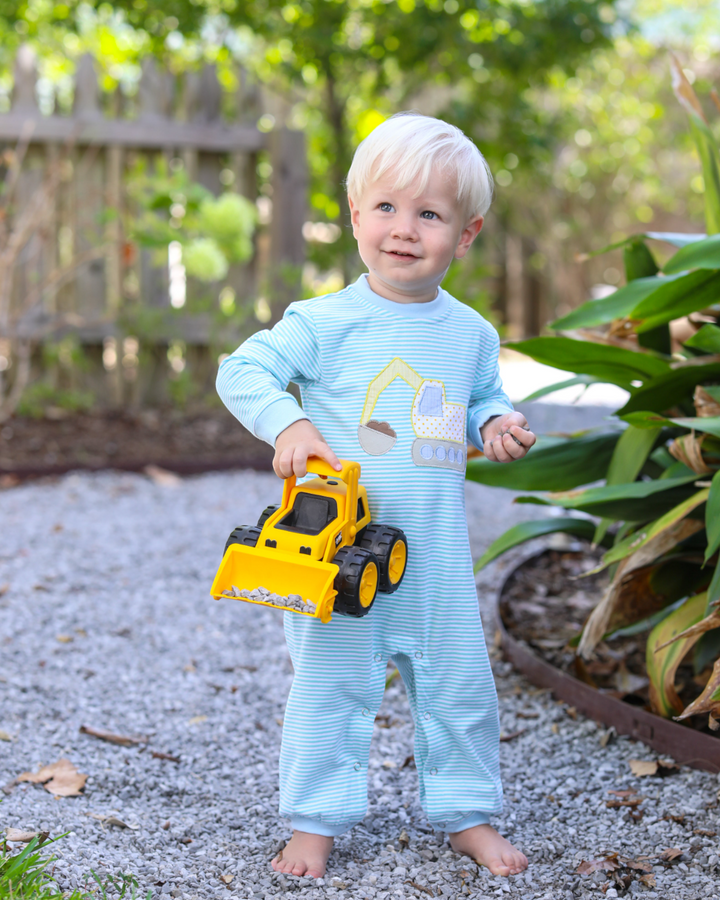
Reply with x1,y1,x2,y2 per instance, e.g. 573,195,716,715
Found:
217,112,535,879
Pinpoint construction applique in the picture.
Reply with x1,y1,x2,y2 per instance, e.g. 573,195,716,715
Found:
357,358,466,472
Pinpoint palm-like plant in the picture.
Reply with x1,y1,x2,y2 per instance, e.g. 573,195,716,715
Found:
470,57,720,728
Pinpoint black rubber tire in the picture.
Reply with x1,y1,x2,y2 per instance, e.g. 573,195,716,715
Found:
333,546,380,617
356,524,408,593
257,504,281,528
224,525,261,556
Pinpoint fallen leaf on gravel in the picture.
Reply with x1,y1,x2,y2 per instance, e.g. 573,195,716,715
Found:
80,725,148,746
219,874,233,885
606,797,644,809
516,710,539,719
623,857,653,873
188,715,207,725
89,814,137,830
499,729,525,742
608,788,638,798
404,881,434,896
401,754,415,769
6,829,49,844
639,874,656,887
143,464,181,487
662,814,685,824
55,634,73,643
628,759,678,777
660,847,683,861
398,830,409,848
576,853,621,875
17,759,87,797
152,751,180,763
694,829,716,836
458,869,472,879
0,730,12,742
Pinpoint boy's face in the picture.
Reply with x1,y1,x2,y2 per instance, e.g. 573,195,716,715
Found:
348,167,483,304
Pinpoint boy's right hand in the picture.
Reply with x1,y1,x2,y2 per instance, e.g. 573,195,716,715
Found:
273,419,342,479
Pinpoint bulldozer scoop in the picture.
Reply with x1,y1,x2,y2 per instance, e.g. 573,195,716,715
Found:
210,545,339,623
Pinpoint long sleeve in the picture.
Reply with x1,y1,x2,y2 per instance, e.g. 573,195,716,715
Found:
466,326,514,450
216,304,323,446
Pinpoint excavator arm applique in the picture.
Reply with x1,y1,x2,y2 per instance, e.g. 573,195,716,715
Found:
357,358,467,472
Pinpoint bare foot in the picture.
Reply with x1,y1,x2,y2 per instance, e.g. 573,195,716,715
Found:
449,824,528,876
271,830,334,879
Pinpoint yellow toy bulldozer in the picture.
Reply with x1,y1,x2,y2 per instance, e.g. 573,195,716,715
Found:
210,458,408,623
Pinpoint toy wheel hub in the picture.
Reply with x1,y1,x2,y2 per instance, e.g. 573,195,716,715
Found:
388,541,406,585
360,562,378,608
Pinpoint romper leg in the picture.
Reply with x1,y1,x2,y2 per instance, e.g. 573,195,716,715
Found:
394,615,503,831
279,613,386,834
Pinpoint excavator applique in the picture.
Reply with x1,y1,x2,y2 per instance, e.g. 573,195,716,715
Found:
210,458,408,623
357,358,467,471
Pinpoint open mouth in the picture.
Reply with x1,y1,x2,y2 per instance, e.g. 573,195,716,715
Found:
385,250,417,258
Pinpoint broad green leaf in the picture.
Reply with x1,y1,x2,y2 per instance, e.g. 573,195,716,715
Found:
624,238,659,281
663,233,720,274
632,270,720,332
708,563,720,608
620,410,720,438
599,488,709,568
690,113,720,235
473,517,597,572
521,375,600,402
465,433,620,492
506,337,671,386
647,591,708,717
515,473,699,520
618,362,720,415
684,323,720,354
705,469,720,564
550,276,676,331
594,425,662,544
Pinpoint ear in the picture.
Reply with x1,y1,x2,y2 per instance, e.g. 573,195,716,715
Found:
348,195,360,239
454,215,484,260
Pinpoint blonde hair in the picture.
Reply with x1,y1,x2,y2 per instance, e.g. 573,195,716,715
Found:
346,112,493,217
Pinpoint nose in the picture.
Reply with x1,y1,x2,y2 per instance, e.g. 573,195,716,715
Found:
390,213,417,241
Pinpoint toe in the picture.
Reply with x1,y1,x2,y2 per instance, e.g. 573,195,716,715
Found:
487,859,511,876
290,861,307,877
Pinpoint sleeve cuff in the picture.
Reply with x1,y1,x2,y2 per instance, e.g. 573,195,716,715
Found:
253,396,310,446
467,403,515,450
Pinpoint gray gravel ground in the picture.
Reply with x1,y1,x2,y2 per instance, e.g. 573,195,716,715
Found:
1,460,720,900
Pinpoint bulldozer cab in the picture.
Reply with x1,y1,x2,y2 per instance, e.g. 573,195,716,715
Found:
276,492,339,536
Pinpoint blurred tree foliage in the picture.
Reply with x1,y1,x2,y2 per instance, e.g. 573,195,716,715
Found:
1,1,718,321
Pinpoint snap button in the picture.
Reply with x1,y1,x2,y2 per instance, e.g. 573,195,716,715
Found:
354,762,361,772
362,707,371,717
414,651,423,659
429,766,438,775
424,712,431,720
374,653,382,662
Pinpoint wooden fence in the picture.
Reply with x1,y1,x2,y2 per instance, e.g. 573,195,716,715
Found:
0,45,307,411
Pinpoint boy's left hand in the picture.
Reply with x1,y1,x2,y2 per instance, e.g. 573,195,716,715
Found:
481,412,536,463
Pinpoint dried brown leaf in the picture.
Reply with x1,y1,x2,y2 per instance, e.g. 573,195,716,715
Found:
79,725,148,746
660,847,683,861
671,54,707,121
629,759,659,777
143,464,181,487
404,880,434,896
89,814,137,830
6,829,49,844
608,788,638,798
219,874,233,885
694,828,716,836
668,432,712,474
624,857,653,873
152,751,180,763
606,797,644,809
640,873,657,887
676,656,720,721
576,853,620,875
499,729,525,742
694,385,720,418
17,759,87,797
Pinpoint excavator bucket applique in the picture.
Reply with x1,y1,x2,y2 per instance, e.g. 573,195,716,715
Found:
357,358,467,471
210,458,408,623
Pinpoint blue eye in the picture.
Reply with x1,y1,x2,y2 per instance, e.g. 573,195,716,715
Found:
421,210,437,219
379,202,393,212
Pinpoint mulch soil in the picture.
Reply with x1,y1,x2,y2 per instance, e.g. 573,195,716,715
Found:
0,407,274,482
500,546,717,738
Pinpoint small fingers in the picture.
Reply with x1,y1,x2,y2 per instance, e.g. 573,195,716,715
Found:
312,442,342,472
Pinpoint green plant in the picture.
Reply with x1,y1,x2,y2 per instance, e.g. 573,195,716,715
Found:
0,834,150,900
469,57,720,727
16,383,95,418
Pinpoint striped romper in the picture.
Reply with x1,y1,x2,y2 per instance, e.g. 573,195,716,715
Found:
216,274,514,837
